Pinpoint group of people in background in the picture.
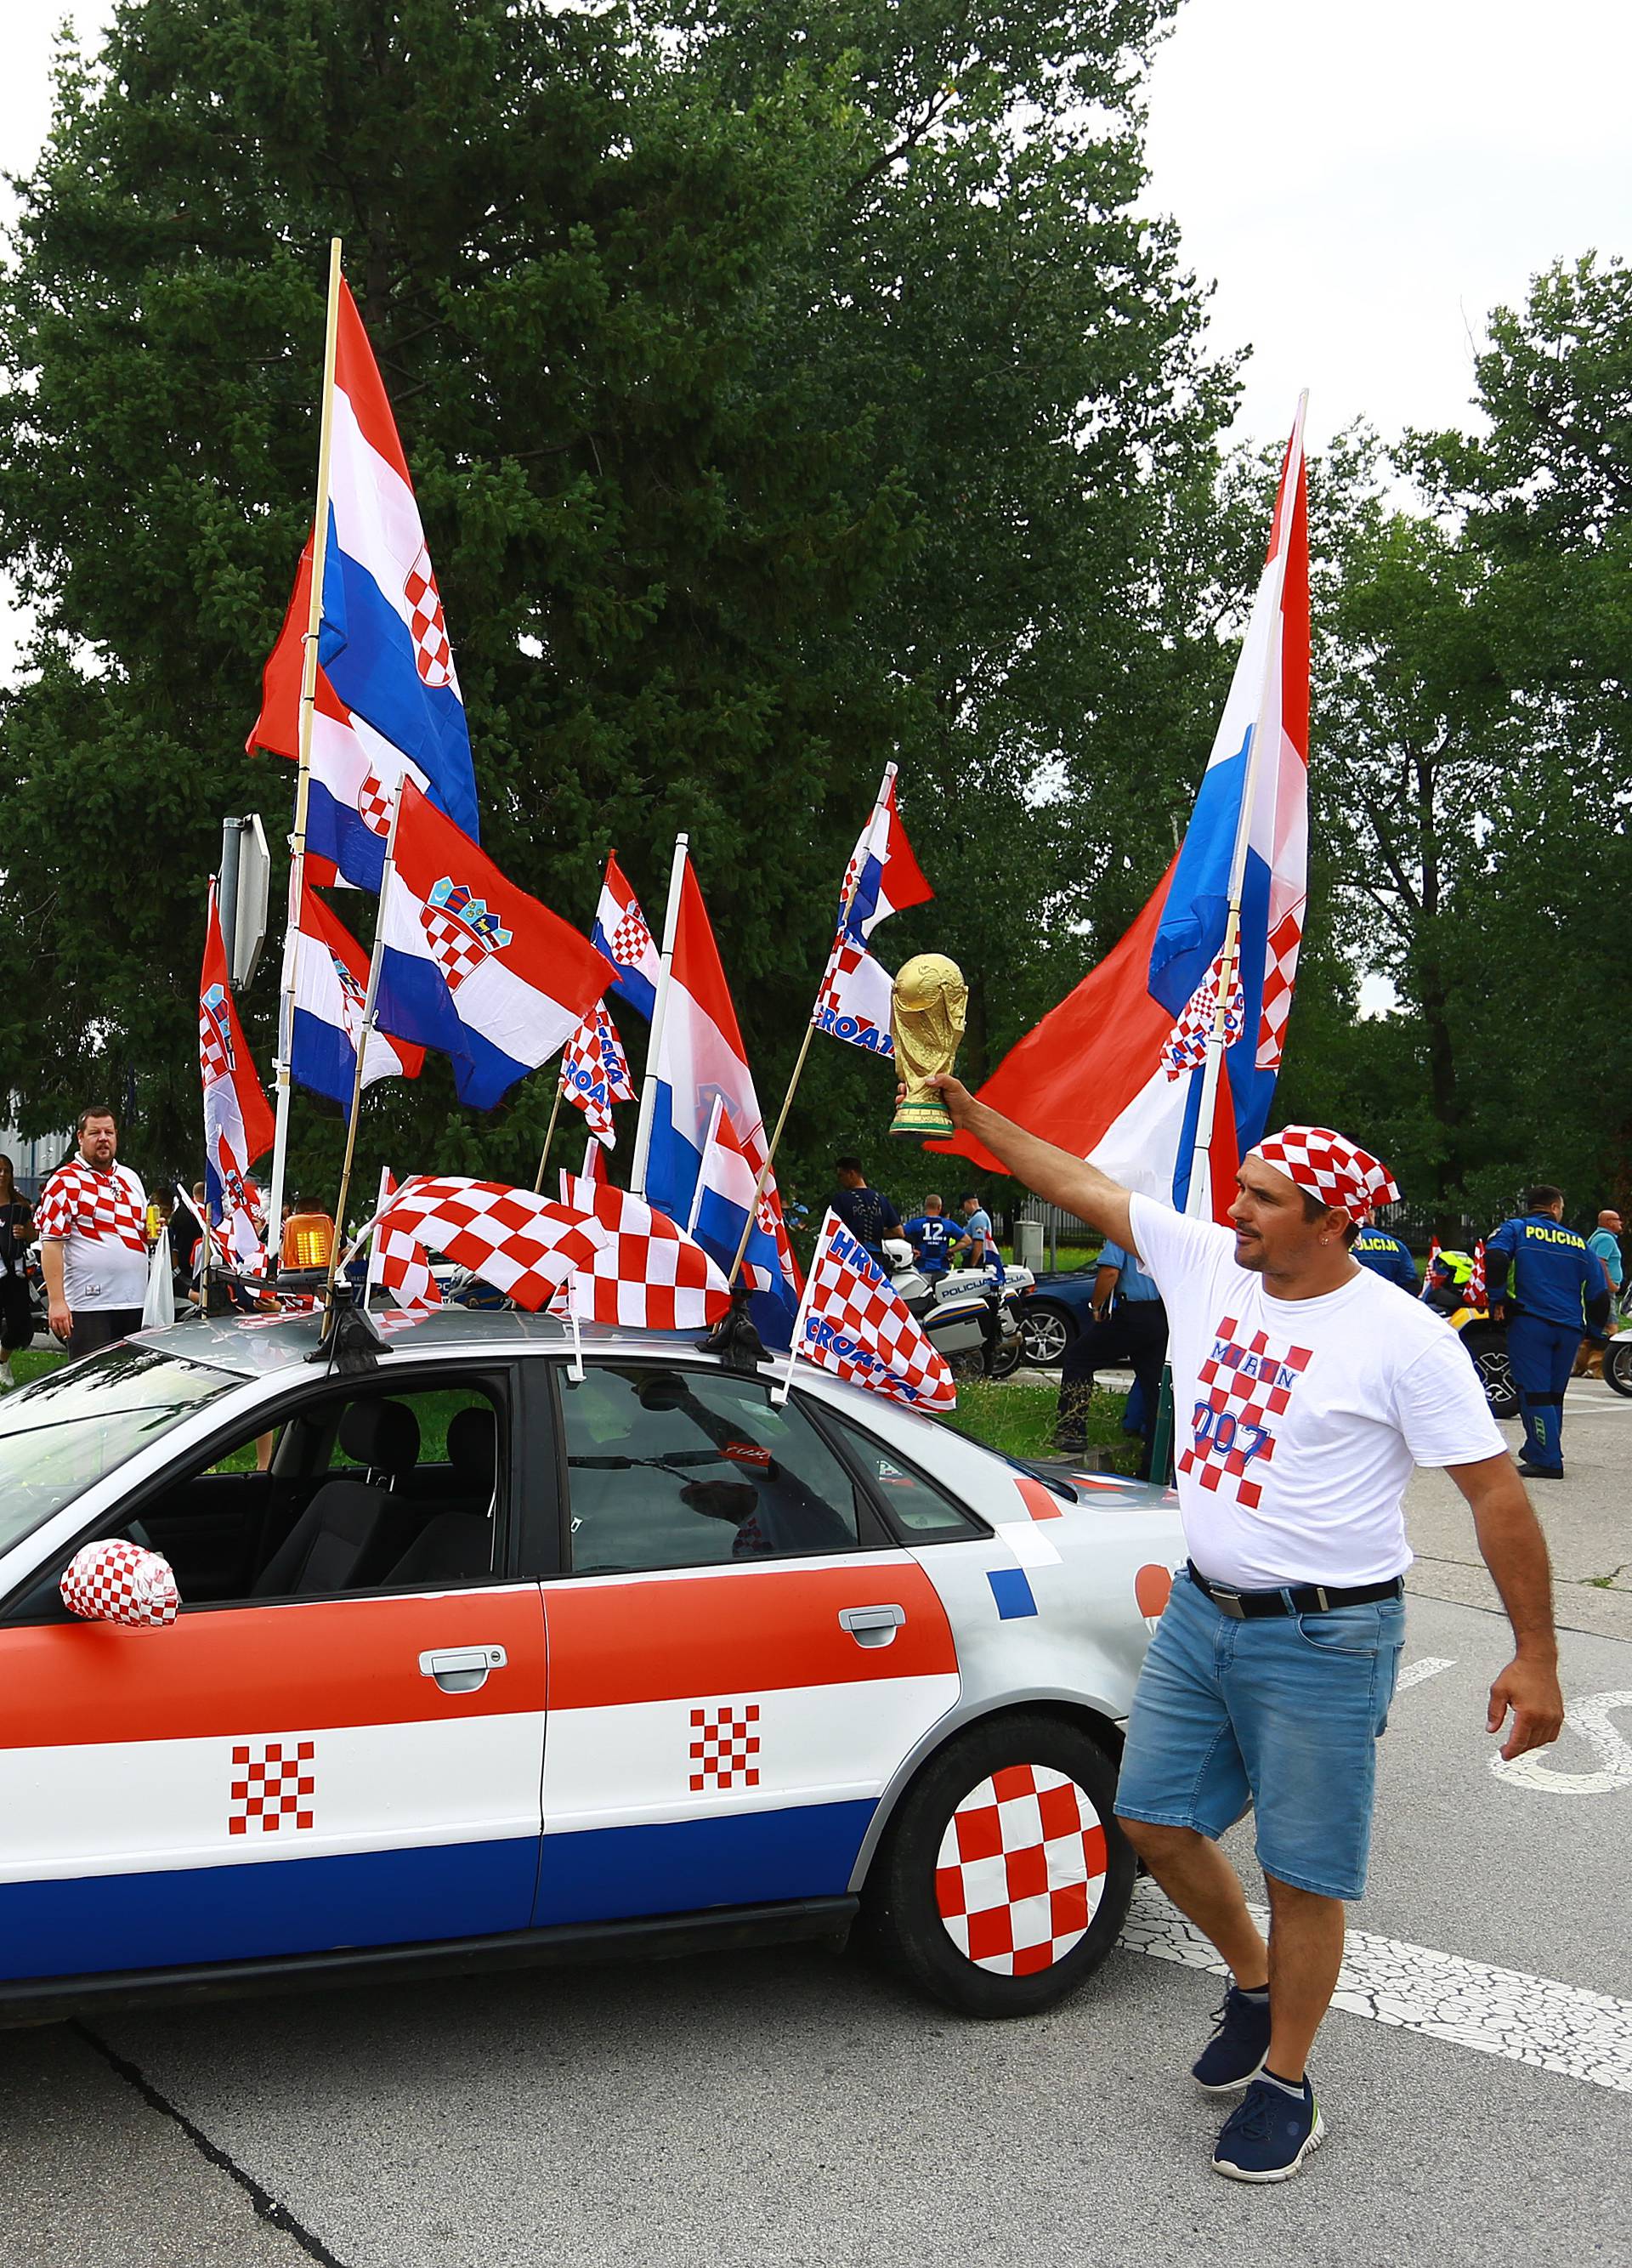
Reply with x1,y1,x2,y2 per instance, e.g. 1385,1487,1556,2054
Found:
826,1159,1002,1280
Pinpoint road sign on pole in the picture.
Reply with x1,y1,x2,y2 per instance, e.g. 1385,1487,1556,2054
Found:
218,815,270,992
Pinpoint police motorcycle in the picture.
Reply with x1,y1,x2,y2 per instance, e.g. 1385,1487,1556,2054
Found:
1425,1249,1519,1422
1603,1316,1632,1399
884,1238,1029,1381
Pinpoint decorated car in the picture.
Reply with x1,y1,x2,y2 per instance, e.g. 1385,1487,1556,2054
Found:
0,1309,1181,2024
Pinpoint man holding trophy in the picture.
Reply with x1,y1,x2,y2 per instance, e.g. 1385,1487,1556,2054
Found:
892,1012,1562,2184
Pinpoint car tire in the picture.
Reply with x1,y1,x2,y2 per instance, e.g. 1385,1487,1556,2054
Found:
1603,1338,1632,1399
864,1711,1133,2018
1461,1324,1519,1421
1019,1301,1074,1368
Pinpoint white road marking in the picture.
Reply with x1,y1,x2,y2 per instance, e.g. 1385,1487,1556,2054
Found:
1490,1689,1632,1796
1396,1655,1455,1690
1118,1880,1632,2095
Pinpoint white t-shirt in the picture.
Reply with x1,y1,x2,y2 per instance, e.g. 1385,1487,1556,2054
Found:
35,1159,150,1313
1129,1194,1505,1589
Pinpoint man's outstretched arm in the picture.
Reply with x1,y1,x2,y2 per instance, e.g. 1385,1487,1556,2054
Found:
924,1076,1136,1250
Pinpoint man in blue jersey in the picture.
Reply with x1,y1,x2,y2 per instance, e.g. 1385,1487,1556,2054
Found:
901,1193,960,1279
1486,1185,1610,1480
1351,1224,1418,1293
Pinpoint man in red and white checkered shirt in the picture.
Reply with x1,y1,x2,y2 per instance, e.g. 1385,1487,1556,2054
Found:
36,1106,149,1360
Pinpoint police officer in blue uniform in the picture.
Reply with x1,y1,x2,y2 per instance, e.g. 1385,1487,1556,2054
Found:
900,1193,960,1279
1351,1222,1418,1292
1054,1236,1167,1477
1485,1184,1610,1479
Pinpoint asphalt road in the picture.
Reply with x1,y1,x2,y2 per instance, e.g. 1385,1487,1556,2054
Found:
3,1381,1628,2268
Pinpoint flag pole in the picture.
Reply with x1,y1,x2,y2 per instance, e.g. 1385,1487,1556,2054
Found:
324,780,402,1293
532,1076,567,1195
629,831,688,1199
771,1208,828,1405
266,235,345,1273
1184,390,1307,1222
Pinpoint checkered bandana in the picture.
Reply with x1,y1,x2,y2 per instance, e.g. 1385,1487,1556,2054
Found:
375,1177,609,1311
552,1177,731,1330
934,1763,1108,1976
35,1161,147,1254
795,1210,955,1412
60,1539,179,1628
1249,1125,1400,1222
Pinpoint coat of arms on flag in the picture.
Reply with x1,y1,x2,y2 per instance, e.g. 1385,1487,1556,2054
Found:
418,877,514,990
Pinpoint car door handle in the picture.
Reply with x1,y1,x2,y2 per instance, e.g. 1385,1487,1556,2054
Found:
839,1604,905,1649
418,1645,507,1694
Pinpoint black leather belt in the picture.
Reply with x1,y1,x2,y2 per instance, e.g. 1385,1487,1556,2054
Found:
1186,1560,1404,1620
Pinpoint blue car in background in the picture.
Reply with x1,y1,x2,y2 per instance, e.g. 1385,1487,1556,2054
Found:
1017,1264,1105,1367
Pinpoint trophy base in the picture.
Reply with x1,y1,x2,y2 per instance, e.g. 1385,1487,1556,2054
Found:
890,1096,955,1143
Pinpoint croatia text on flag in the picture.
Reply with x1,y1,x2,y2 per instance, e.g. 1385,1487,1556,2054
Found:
375,782,610,1110
688,1098,784,1297
813,764,932,1058
936,401,1308,1225
369,1177,609,1313
554,1175,731,1330
559,1001,634,1148
590,852,661,1021
790,1211,955,1412
289,879,424,1115
200,883,275,1270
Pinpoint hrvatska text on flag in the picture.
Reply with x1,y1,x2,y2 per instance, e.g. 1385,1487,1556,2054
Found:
289,878,424,1115
786,1211,955,1413
248,279,479,890
364,1177,609,1313
375,781,609,1111
590,853,661,1022
554,1176,731,1331
559,1001,634,1148
936,400,1309,1226
200,882,275,1269
813,764,932,1058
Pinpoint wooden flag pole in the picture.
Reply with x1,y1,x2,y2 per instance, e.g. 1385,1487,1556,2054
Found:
532,1077,567,1195
324,781,402,1295
265,235,345,1273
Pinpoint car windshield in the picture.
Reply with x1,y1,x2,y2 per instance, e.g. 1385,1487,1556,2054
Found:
0,1342,240,1556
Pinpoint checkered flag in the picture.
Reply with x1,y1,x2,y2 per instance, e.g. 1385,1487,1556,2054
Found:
1159,947,1244,1082
783,1209,955,1412
558,1001,635,1148
552,1176,732,1329
370,1177,609,1312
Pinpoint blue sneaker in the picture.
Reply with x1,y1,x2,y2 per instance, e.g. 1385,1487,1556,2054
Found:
1191,1986,1271,2093
1212,2074,1324,2183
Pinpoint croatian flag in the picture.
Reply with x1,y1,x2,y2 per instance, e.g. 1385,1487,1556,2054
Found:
813,763,932,1058
938,400,1308,1224
289,879,424,1115
783,1211,955,1413
365,1177,609,1312
558,1001,634,1148
249,280,478,888
200,883,275,1269
688,1098,784,1297
554,1175,731,1330
375,781,609,1110
590,853,661,1021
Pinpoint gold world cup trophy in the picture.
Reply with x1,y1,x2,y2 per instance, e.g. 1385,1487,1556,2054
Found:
889,952,968,1141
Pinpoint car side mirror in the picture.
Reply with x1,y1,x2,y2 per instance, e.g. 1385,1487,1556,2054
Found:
60,1539,180,1629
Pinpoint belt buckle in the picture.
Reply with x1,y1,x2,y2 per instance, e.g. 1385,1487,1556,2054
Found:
1210,1582,1247,1621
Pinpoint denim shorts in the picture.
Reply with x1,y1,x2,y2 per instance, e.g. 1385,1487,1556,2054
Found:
1114,1565,1406,1901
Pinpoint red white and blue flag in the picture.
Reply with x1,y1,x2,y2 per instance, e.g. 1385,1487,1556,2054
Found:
289,878,423,1115
939,401,1309,1223
783,1211,955,1413
200,882,275,1269
558,1001,634,1148
374,781,609,1110
688,1098,785,1297
812,763,932,1058
590,853,661,1022
249,281,478,890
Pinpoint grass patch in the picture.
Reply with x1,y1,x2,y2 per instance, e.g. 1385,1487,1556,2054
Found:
947,1377,1130,1463
8,1347,65,1389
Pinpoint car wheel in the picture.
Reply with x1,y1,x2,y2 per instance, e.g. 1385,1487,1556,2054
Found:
1461,1324,1519,1421
1603,1338,1632,1399
1019,1301,1074,1367
864,1711,1133,2018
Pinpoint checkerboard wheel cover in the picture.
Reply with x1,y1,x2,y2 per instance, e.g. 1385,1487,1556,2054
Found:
933,1763,1108,1976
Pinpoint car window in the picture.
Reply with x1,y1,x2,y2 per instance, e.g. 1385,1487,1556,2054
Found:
560,1364,864,1573
0,1344,238,1556
820,1417,988,1540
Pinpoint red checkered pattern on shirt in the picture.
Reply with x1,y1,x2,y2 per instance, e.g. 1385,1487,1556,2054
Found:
403,547,456,690
378,1177,607,1311
1176,1313,1313,1513
934,1764,1108,1977
60,1539,179,1628
1257,908,1304,1069
418,905,489,990
229,1739,315,1836
799,1215,955,1412
359,768,394,838
35,1161,148,1255
688,1704,761,1793
1159,949,1244,1081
